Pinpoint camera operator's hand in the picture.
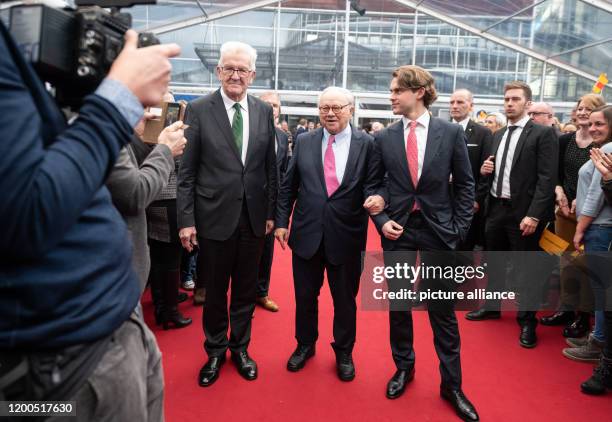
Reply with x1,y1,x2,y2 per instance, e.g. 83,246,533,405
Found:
158,121,186,157
107,30,180,107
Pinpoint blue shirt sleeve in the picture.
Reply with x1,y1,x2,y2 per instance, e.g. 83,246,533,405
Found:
95,78,143,128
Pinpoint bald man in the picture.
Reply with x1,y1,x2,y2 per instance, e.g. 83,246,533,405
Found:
450,89,493,250
528,102,555,127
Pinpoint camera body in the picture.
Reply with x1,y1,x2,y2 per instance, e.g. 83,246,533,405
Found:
7,1,158,107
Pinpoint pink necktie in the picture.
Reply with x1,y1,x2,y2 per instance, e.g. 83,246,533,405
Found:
406,121,420,211
324,135,340,197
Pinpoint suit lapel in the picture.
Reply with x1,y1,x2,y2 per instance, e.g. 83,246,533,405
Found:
491,128,505,158
390,122,414,189
211,90,243,165
465,120,476,143
421,117,443,181
511,120,533,170
333,127,364,196
244,95,258,169
275,128,287,167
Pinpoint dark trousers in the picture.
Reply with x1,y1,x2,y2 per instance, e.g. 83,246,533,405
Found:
385,211,462,390
292,243,361,353
197,204,265,356
483,196,546,327
256,233,275,298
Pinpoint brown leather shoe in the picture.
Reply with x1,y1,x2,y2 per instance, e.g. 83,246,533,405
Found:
256,296,279,312
193,288,206,306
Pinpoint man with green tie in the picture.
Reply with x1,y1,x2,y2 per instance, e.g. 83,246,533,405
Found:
177,41,277,387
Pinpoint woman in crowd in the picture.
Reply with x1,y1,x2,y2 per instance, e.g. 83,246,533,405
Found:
564,105,612,367
541,94,605,345
147,93,193,330
580,142,612,394
484,111,506,133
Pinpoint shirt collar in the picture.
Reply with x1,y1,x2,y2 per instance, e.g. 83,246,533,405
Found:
220,88,248,112
323,124,352,144
403,110,430,131
453,116,471,131
509,114,530,129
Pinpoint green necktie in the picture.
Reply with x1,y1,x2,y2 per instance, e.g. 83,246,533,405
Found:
232,103,243,155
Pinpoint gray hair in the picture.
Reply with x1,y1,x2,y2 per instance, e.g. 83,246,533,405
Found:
318,87,355,106
453,88,474,103
218,41,257,71
487,112,507,127
260,91,280,102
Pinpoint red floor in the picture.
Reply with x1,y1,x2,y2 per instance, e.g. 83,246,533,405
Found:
143,223,612,421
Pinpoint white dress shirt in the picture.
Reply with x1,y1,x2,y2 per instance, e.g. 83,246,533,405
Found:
453,116,470,132
220,88,250,164
322,124,352,184
402,111,430,179
490,114,530,199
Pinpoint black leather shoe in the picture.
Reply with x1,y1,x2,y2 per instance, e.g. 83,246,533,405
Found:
231,351,257,381
177,292,188,303
519,325,537,348
465,308,501,321
287,344,315,372
440,387,479,421
540,311,574,326
563,312,590,338
336,352,355,382
386,368,415,399
198,355,225,387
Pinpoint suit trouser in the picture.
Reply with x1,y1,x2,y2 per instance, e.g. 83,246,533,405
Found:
256,233,275,298
483,197,546,327
386,211,462,390
292,243,361,353
197,203,265,357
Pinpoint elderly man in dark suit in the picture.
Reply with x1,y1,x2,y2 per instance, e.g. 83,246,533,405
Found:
177,41,277,387
256,91,290,312
371,66,478,421
275,87,384,381
466,81,557,349
450,89,493,250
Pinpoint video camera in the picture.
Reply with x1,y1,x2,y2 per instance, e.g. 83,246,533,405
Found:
6,0,159,107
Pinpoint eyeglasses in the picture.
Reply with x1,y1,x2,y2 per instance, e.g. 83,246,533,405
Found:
219,66,252,77
528,112,551,117
319,104,350,114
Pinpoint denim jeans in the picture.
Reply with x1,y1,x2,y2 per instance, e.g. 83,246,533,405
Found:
584,224,612,342
180,248,198,283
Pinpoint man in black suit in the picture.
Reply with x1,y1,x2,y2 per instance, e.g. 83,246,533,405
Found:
371,66,479,421
450,89,493,250
275,87,384,381
177,41,277,387
294,118,308,139
466,81,557,349
256,91,290,313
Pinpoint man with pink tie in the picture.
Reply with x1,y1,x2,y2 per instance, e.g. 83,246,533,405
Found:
275,87,384,381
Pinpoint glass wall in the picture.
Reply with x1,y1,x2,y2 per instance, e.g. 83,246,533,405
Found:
130,0,609,106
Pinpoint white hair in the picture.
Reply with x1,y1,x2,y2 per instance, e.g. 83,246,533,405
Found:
318,86,355,106
453,88,474,103
487,111,507,127
218,41,257,71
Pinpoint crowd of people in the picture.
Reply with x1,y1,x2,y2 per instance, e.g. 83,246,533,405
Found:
1,16,611,422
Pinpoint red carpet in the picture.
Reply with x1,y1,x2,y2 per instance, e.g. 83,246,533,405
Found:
143,223,612,421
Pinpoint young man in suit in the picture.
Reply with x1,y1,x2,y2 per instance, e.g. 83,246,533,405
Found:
466,81,557,349
275,87,384,381
371,66,479,421
450,89,493,250
256,91,290,312
177,41,277,387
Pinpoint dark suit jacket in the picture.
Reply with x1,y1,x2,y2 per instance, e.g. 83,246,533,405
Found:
372,117,475,250
275,127,290,184
276,127,383,265
464,120,493,186
294,126,307,139
177,89,277,241
476,119,557,222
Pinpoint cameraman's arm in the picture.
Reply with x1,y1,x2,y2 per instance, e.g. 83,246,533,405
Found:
0,29,179,258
